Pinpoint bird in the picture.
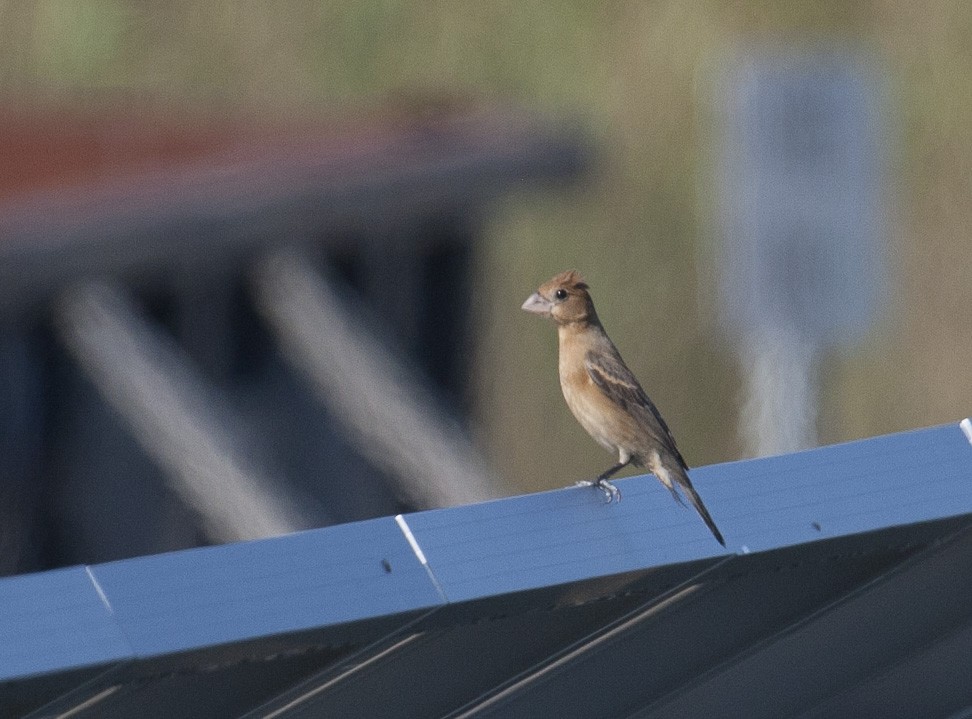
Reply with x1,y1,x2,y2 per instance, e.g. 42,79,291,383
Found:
522,270,725,546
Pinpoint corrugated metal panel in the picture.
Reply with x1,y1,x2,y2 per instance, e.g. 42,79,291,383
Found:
2,420,971,718
402,479,729,604
698,422,972,551
0,568,130,683
89,515,445,658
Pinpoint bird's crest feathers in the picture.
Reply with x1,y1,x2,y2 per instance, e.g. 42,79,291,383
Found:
546,269,588,292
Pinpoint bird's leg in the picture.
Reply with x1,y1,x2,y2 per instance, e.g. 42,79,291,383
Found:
594,461,625,503
576,461,627,503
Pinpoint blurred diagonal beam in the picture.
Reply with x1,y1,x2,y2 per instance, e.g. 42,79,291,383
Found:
252,252,503,508
55,282,314,542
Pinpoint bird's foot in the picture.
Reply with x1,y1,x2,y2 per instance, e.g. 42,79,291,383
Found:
596,478,621,503
575,479,621,504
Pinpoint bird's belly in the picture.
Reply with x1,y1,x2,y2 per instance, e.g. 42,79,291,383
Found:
561,380,621,454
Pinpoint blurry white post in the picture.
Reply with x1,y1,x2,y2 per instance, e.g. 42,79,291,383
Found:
740,326,819,456
710,47,886,458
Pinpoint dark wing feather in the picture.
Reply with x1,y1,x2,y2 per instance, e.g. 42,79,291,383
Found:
584,349,688,469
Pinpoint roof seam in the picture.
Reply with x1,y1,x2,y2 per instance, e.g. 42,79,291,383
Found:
84,565,113,614
84,565,141,662
960,417,972,447
396,513,450,603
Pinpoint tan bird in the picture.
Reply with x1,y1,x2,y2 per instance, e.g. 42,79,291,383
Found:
522,270,725,545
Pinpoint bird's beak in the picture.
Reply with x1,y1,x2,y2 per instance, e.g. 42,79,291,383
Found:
521,292,552,316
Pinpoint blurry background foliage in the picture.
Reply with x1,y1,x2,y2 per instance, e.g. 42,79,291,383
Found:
2,1,970,493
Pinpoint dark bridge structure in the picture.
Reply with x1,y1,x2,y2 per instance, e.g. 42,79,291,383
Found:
0,105,588,575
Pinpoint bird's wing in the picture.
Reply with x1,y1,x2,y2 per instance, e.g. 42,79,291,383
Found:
584,349,689,469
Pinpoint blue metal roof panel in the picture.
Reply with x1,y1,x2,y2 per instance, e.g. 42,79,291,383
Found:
3,421,972,717
404,478,731,604
0,567,130,682
88,515,444,657
698,422,972,553
402,422,972,605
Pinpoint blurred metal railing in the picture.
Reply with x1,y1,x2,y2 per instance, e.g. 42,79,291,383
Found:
55,281,315,541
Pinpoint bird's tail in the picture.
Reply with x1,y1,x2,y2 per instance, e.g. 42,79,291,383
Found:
659,462,725,546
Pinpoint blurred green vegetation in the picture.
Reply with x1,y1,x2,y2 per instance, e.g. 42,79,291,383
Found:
2,1,971,492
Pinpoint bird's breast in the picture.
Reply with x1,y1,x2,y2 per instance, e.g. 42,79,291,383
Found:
558,364,621,454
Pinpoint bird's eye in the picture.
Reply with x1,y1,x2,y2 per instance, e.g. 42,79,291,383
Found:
554,289,568,300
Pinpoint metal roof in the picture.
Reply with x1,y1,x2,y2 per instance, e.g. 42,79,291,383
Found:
3,420,972,718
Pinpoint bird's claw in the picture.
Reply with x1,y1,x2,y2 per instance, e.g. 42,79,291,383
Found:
575,479,621,504
597,479,621,504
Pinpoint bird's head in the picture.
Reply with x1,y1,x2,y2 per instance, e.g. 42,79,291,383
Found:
521,270,596,325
